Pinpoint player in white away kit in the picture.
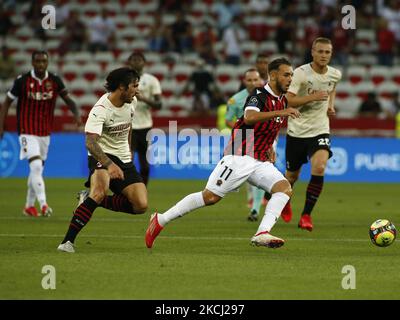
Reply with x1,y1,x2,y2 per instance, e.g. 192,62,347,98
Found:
145,58,301,249
58,68,147,253
127,51,162,185
280,37,342,231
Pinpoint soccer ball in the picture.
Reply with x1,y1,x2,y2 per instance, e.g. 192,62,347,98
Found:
369,219,397,247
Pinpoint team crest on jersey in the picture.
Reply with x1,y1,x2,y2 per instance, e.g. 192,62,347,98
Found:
45,81,52,90
216,179,223,186
247,96,258,107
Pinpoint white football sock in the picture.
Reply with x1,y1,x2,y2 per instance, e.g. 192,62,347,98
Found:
256,192,290,234
158,192,205,226
25,175,36,207
246,182,253,201
29,159,47,208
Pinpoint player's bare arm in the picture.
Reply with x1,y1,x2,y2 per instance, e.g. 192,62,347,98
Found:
60,91,82,127
0,96,14,138
244,108,300,125
286,91,328,108
86,132,124,179
327,85,337,116
137,93,162,110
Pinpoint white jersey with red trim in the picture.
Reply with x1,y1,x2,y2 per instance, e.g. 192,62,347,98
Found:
287,63,342,137
85,93,137,162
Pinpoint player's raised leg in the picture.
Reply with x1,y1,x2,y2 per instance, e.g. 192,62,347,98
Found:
145,189,220,248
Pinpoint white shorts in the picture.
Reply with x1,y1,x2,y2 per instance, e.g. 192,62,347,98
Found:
19,134,50,161
205,155,286,197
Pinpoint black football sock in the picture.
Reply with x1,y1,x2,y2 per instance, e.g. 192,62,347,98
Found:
302,175,324,216
62,197,98,244
264,192,272,201
100,194,139,214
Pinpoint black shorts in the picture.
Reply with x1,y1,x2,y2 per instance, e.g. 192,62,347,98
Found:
84,153,143,194
285,134,333,172
131,128,151,155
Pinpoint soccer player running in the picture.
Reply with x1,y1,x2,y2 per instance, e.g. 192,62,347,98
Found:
225,68,267,222
127,52,162,185
0,50,81,217
281,37,342,231
58,68,147,253
146,58,300,249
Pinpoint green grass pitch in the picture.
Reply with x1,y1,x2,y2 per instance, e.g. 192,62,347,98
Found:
0,178,399,300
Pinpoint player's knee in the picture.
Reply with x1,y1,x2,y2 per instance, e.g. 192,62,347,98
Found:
271,180,292,198
313,163,326,176
133,199,147,214
29,159,43,175
202,190,221,205
89,188,107,203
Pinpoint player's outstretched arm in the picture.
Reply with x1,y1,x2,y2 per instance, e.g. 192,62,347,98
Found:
61,92,82,128
286,91,328,108
244,108,300,125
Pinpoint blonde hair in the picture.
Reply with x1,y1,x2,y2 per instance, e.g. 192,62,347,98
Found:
312,37,332,48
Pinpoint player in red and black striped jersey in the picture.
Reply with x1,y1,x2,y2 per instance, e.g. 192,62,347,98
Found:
225,82,289,162
0,50,81,217
145,58,301,249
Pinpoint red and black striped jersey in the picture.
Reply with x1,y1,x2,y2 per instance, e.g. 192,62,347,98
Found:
7,70,67,136
225,84,288,162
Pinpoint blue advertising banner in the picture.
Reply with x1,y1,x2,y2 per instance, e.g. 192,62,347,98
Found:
1,132,399,182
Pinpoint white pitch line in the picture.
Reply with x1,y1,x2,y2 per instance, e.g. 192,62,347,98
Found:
0,216,375,226
0,233,382,242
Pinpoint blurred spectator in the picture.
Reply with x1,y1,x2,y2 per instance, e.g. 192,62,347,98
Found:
358,92,383,118
222,16,247,65
58,11,87,57
211,0,242,36
280,2,299,54
26,0,47,42
0,5,14,43
55,0,70,27
167,10,193,53
148,12,169,53
247,0,271,13
377,18,395,66
87,9,116,54
302,17,320,64
382,92,400,118
0,46,16,80
159,0,191,13
181,59,217,116
275,18,291,54
194,22,218,66
378,0,400,55
331,18,354,67
319,5,335,39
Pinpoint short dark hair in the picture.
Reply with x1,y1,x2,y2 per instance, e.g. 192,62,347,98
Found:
32,50,48,61
256,53,268,62
105,67,140,92
128,51,146,62
268,57,291,73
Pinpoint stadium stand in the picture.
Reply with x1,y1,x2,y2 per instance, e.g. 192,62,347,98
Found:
1,0,398,136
